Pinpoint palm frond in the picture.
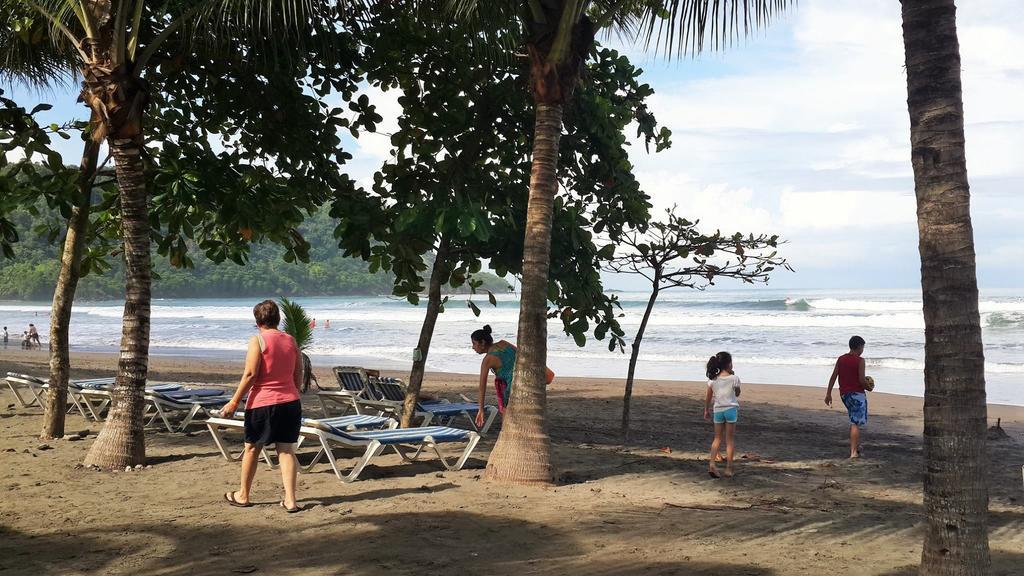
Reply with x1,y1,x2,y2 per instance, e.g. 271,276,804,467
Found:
279,297,314,351
167,0,371,72
25,0,93,54
436,0,521,67
636,0,795,58
591,0,647,35
0,0,79,88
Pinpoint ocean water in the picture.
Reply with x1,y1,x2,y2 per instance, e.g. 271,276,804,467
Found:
1,288,1022,406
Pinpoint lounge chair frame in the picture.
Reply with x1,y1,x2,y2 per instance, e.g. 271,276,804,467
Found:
315,366,379,417
145,390,228,432
301,424,482,483
4,373,46,408
205,413,395,471
357,379,499,434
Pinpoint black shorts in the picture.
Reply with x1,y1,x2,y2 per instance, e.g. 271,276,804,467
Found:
244,400,302,445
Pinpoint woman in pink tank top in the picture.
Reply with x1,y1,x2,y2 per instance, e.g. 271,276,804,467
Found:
222,300,304,512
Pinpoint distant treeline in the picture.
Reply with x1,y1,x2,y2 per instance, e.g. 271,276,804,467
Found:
0,209,510,301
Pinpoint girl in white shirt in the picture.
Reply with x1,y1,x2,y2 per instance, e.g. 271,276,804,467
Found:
704,351,740,478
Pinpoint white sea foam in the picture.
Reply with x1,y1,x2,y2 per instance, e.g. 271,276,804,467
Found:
24,301,1024,331
3,292,1023,403
806,298,1024,314
296,344,1024,374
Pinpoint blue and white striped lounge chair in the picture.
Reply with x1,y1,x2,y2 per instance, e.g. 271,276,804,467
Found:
59,377,117,418
73,382,181,422
66,381,112,420
144,388,229,432
205,412,394,469
299,421,482,483
360,379,499,434
66,378,155,420
4,372,116,414
316,366,375,416
4,373,48,407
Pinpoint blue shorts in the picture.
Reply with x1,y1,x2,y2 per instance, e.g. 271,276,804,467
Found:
712,407,738,424
841,392,868,427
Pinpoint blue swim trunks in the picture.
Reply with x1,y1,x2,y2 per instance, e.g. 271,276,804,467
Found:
841,392,868,426
712,407,738,424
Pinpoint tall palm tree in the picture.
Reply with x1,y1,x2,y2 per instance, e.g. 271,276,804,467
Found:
900,1,990,573
2,0,346,468
451,0,793,484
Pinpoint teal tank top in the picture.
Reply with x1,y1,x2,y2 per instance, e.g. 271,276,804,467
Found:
488,344,517,383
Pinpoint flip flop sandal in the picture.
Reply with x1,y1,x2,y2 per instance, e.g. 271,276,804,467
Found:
280,501,301,514
708,469,721,479
224,491,252,508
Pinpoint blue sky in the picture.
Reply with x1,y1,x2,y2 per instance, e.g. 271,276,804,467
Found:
6,0,1023,290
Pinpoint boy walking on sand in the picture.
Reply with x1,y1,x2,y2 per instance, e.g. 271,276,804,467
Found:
825,336,869,458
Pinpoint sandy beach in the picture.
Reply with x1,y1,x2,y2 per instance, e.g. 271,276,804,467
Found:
1,348,1022,575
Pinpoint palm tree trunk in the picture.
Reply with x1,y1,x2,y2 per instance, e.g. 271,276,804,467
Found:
622,282,659,439
84,137,151,469
901,2,990,573
483,103,562,485
41,139,100,440
401,238,450,428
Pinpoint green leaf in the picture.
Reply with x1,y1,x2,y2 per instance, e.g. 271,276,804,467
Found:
457,214,477,237
279,297,314,351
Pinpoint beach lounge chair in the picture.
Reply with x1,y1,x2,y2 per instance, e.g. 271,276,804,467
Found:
66,381,111,420
316,366,375,416
4,373,47,408
359,378,499,434
71,382,182,422
4,373,116,414
298,420,482,482
58,377,117,419
205,412,394,469
144,388,229,432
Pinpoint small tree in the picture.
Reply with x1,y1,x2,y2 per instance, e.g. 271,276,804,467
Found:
279,297,316,393
604,207,792,438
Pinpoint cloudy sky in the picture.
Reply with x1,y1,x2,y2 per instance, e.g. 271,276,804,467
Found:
598,0,1024,289
6,0,1022,290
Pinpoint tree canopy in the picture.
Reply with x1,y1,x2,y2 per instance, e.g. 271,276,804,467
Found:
344,1,671,349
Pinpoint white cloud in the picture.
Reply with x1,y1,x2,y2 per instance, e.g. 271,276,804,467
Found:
612,0,1024,286
977,241,1024,269
779,190,916,230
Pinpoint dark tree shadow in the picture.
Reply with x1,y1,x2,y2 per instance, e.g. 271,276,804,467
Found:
0,513,780,576
310,483,460,507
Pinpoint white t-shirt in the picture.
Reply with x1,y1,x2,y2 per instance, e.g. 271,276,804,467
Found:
708,374,741,412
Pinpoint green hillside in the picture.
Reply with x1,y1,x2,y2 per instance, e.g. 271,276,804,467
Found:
0,209,510,301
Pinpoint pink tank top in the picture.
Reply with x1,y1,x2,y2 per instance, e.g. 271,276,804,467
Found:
246,330,301,409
